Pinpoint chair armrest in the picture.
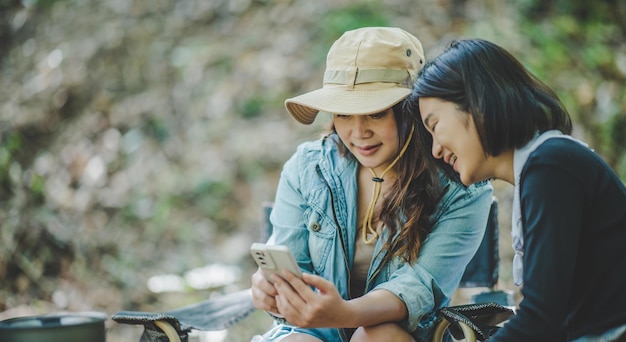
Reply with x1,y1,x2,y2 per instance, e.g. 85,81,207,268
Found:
434,302,515,341
112,289,257,341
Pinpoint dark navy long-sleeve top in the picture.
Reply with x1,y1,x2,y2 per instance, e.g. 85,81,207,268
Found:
491,138,626,341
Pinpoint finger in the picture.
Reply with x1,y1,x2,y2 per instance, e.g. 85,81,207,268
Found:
273,274,309,316
300,273,333,293
274,294,289,320
251,286,277,312
251,269,280,313
274,291,305,325
280,269,302,283
253,269,278,296
272,273,298,295
251,280,279,309
281,270,317,299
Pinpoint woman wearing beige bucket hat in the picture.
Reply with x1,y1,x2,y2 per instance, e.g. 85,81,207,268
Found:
250,27,493,342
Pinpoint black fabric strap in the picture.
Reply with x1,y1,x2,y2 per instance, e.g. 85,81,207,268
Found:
438,302,515,341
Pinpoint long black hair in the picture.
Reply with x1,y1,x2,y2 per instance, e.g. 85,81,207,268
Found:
406,38,572,157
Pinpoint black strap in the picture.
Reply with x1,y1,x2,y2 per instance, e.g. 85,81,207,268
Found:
438,302,515,341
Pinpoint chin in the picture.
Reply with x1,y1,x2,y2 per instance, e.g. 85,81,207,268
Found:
460,178,474,186
459,172,478,186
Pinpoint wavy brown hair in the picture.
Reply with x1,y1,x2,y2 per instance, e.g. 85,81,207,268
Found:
331,102,445,265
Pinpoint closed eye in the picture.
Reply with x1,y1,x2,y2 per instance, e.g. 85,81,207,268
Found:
369,111,387,119
423,114,437,133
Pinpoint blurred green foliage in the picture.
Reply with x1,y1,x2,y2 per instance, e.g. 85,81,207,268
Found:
311,3,390,67
318,2,390,40
518,0,626,178
239,96,265,119
0,133,20,187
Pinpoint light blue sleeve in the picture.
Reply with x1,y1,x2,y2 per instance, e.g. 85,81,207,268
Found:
374,178,493,332
266,144,316,274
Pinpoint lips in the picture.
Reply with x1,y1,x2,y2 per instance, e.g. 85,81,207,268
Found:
449,154,457,168
443,153,458,171
356,144,380,156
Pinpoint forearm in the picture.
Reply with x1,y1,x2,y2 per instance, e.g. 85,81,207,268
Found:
373,180,493,331
344,289,408,327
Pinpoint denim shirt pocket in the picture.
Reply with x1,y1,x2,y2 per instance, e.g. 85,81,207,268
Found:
304,209,335,275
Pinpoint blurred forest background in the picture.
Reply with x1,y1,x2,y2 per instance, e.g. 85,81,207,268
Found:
1,0,625,341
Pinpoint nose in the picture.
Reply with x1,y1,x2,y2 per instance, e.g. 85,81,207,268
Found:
432,139,443,159
353,117,372,138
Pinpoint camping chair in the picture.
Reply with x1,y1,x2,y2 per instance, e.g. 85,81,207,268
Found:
113,197,513,341
430,197,515,341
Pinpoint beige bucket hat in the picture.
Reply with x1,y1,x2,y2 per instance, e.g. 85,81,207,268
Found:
285,27,425,125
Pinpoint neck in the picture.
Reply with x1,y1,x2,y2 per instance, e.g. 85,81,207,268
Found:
490,150,515,184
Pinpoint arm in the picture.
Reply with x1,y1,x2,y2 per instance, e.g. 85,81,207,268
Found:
375,178,494,331
251,147,313,315
272,271,408,328
265,146,315,273
490,162,583,341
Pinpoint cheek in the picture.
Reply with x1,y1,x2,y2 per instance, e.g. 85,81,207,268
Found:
381,128,398,142
429,130,439,142
461,143,487,182
333,122,350,142
379,120,399,139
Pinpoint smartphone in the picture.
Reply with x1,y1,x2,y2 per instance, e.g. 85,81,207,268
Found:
250,243,302,283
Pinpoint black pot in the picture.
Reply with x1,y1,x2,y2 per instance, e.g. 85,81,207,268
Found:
0,312,107,342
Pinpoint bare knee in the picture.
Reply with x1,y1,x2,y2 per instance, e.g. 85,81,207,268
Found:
350,323,415,342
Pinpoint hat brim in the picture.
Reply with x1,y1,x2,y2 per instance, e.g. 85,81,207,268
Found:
285,85,411,125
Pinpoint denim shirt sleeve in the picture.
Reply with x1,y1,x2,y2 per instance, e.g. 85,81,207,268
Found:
374,178,493,332
265,142,317,274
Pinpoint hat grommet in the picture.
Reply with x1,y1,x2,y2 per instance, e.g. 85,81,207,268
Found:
406,49,412,57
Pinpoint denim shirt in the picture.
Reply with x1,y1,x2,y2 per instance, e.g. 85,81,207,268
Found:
266,134,493,341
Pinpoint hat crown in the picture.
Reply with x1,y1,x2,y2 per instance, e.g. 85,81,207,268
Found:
324,27,424,88
284,27,424,125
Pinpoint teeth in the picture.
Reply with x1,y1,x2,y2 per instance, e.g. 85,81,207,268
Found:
449,154,457,167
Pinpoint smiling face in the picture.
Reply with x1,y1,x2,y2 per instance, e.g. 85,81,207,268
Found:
419,97,493,185
333,108,400,174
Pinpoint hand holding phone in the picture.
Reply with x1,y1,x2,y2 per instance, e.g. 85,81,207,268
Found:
250,243,302,283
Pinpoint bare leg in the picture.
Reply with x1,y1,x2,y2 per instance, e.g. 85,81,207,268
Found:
350,323,415,342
